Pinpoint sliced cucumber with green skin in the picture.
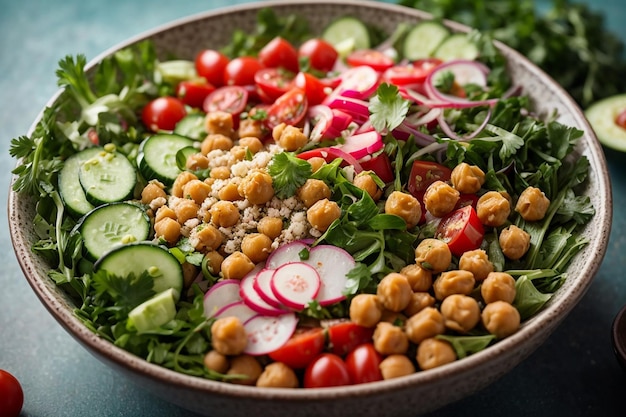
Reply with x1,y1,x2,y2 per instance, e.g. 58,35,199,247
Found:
322,16,371,54
585,94,626,152
94,241,183,296
127,288,178,333
403,21,450,60
434,33,479,61
156,60,196,85
78,148,137,206
174,113,207,141
78,202,151,261
58,147,102,217
138,133,195,185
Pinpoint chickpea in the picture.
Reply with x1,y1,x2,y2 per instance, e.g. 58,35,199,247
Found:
210,200,240,228
379,354,416,380
416,338,456,370
476,191,511,227
171,171,199,198
141,180,167,204
400,264,433,292
186,153,210,171
373,322,409,355
238,136,264,154
499,225,531,260
307,157,326,173
211,316,248,356
227,355,263,386
458,249,494,281
481,272,516,304
350,294,384,327
155,205,176,223
353,173,382,201
204,250,224,275
221,251,255,280
230,145,247,161
450,162,485,194
182,261,198,288
257,217,283,240
432,270,475,300
515,186,550,221
481,301,521,338
307,198,341,232
239,171,274,205
297,179,331,208
403,292,436,317
256,362,299,388
384,191,421,229
380,309,406,325
154,217,181,245
203,350,229,374
210,166,231,180
218,182,243,201
238,117,265,139
272,123,308,151
241,233,273,263
423,180,460,217
415,238,452,273
205,110,234,136
201,133,233,155
404,307,445,344
440,294,480,333
376,272,413,312
193,224,223,251
182,179,211,205
173,198,199,224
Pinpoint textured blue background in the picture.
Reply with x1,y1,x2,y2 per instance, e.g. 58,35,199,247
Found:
1,1,625,416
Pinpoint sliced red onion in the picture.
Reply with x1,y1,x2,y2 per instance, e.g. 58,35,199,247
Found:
336,130,383,159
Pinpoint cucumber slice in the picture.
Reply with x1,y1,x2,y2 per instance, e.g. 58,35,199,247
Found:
156,60,196,85
403,21,450,60
78,202,151,260
585,94,626,152
78,148,137,206
127,288,178,333
433,33,479,61
58,147,102,217
322,16,370,53
138,133,195,185
94,242,183,296
174,113,207,141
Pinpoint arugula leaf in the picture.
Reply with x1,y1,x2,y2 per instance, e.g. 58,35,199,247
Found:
513,274,554,320
369,83,411,133
267,152,312,199
436,334,496,359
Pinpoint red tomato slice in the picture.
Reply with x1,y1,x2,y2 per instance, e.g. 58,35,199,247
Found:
407,160,452,200
267,327,326,369
303,353,352,388
345,343,383,384
382,58,443,86
265,88,308,130
175,80,216,108
195,49,229,87
346,49,395,72
435,205,485,257
327,321,374,356
203,85,249,115
294,72,329,105
258,36,300,73
223,56,263,86
298,38,339,73
359,152,394,183
141,96,187,132
254,67,295,103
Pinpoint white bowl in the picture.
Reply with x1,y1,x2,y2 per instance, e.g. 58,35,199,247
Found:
8,1,612,416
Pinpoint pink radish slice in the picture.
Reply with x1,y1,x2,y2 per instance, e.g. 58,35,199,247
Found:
253,268,283,308
305,245,355,306
243,312,298,356
240,268,286,316
326,96,370,123
265,240,310,269
203,279,242,317
308,104,334,142
271,262,321,310
331,108,354,131
213,301,258,323
337,130,383,160
335,66,380,99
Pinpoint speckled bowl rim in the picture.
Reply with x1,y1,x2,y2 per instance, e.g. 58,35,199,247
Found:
8,0,613,412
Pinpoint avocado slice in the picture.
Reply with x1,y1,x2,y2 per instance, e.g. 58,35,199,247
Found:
585,94,626,152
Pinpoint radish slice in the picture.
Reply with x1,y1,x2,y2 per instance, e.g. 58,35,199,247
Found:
240,268,287,316
243,312,298,356
305,245,355,306
331,108,354,131
203,279,242,317
326,95,370,123
253,268,283,308
213,301,258,323
271,262,321,310
337,130,383,159
265,240,310,269
334,66,380,99
308,105,335,142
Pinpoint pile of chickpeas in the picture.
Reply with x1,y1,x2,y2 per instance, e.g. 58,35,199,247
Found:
139,109,553,387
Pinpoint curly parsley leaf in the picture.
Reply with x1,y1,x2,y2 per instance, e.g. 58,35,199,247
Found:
267,152,312,199
369,83,411,133
91,269,156,313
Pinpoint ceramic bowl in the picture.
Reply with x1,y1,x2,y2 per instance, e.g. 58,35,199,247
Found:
8,1,612,416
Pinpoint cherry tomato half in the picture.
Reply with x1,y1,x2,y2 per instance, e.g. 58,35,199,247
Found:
0,369,24,417
294,72,329,105
265,88,308,130
298,38,338,73
195,49,229,87
141,96,187,132
268,327,326,369
258,36,300,73
224,56,263,86
303,353,352,388
435,205,485,257
615,109,626,129
176,80,216,108
345,343,383,384
346,49,395,72
407,160,452,200
359,152,394,183
382,58,443,86
203,85,249,115
254,67,295,103
327,321,375,356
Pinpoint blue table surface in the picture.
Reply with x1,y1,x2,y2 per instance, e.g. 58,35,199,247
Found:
1,0,626,416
